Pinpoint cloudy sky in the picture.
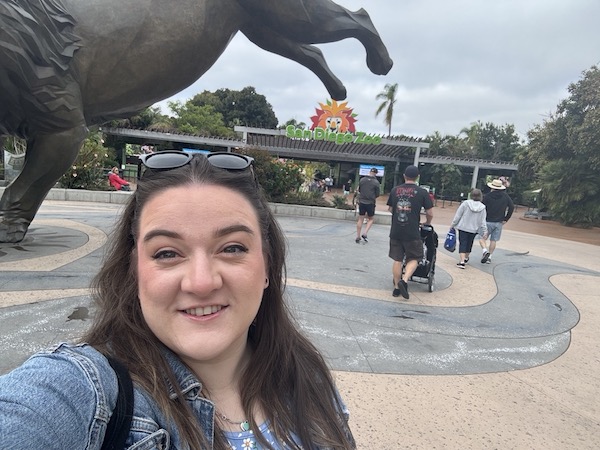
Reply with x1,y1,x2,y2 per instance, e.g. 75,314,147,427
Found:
154,0,600,139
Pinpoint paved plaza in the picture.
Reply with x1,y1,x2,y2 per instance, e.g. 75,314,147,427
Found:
0,196,599,448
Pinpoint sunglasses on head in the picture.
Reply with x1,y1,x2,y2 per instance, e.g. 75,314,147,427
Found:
139,150,254,172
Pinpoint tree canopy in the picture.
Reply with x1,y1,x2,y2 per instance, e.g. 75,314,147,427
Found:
426,121,523,162
188,86,278,129
519,65,600,226
168,101,234,137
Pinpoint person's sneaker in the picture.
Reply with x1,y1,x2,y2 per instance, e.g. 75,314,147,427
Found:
481,251,490,264
392,284,401,297
464,257,469,264
361,234,368,243
355,237,361,244
486,256,492,264
397,280,409,299
457,262,466,269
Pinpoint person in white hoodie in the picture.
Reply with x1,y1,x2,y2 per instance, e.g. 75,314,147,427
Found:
451,189,488,268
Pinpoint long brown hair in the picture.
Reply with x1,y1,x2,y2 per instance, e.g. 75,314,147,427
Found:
83,154,355,449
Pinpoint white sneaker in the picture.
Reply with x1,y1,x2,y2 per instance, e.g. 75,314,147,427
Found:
481,251,490,264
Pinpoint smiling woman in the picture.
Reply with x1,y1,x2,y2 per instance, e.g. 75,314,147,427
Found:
136,184,268,375
0,152,356,449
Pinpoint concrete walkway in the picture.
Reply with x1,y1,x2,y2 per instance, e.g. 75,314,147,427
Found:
0,196,599,449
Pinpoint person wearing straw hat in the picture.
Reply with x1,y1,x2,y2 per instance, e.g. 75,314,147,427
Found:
479,178,515,263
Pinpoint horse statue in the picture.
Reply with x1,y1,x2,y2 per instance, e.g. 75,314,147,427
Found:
0,0,392,242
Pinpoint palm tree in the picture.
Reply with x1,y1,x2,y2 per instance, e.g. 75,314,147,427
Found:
279,118,307,130
375,82,398,137
459,122,482,157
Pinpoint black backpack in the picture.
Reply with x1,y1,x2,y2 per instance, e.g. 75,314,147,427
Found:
101,357,134,450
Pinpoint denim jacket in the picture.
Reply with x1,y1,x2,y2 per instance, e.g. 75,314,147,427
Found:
0,342,214,449
0,343,354,449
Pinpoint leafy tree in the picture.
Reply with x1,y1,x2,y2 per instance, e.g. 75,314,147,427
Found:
556,66,600,170
428,121,522,162
59,131,116,190
279,118,307,129
477,122,523,161
424,131,445,156
168,101,234,137
238,147,305,202
521,65,600,227
537,159,600,226
428,163,462,199
425,132,469,157
103,107,173,163
109,106,171,130
375,82,398,137
305,161,330,181
458,122,482,158
189,87,278,128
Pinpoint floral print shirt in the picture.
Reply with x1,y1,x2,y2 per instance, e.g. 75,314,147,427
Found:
224,421,303,449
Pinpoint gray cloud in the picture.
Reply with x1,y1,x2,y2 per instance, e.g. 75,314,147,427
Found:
155,0,600,139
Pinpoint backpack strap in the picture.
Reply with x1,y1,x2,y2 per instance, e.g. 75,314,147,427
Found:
102,356,134,450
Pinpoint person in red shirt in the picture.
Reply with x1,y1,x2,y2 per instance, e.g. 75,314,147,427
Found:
108,167,130,191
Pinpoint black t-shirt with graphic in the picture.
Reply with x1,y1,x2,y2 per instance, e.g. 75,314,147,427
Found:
386,183,433,241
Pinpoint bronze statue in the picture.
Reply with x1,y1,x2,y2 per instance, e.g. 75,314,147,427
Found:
0,0,392,242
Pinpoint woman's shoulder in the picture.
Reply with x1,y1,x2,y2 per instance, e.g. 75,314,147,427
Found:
29,342,113,372
1,342,118,402
0,343,119,449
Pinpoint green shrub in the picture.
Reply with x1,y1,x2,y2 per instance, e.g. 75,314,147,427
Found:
279,191,330,207
521,191,538,209
240,148,305,202
58,132,116,190
331,194,354,210
538,159,600,227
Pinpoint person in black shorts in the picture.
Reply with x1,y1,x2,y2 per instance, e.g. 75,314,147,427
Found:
355,167,380,243
386,165,433,299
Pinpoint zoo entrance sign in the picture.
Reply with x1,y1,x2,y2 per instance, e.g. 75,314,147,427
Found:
285,99,381,145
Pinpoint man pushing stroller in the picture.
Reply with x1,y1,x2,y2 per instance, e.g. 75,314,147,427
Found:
387,165,434,299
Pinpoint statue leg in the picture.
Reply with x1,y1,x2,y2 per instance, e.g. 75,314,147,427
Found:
241,24,346,100
0,126,87,242
238,1,393,75
334,7,394,75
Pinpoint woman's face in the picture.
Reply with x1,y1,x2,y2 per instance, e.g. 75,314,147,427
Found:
136,184,268,369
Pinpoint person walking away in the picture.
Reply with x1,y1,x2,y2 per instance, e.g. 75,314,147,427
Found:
387,165,433,299
451,188,488,268
355,167,380,243
479,179,514,263
107,167,130,191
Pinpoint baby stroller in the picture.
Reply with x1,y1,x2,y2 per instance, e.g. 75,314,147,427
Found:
405,224,438,292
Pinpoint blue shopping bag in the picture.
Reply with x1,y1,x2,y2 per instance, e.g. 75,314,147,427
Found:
444,227,456,252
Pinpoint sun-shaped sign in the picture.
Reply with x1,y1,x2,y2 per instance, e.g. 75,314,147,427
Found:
310,99,358,133
285,98,381,145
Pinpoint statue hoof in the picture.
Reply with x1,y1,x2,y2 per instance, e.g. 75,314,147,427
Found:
367,53,393,76
0,220,29,243
329,85,347,101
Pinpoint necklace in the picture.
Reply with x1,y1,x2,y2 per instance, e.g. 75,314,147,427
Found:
218,411,251,432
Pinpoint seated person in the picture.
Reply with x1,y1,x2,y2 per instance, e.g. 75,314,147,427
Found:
107,167,130,191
